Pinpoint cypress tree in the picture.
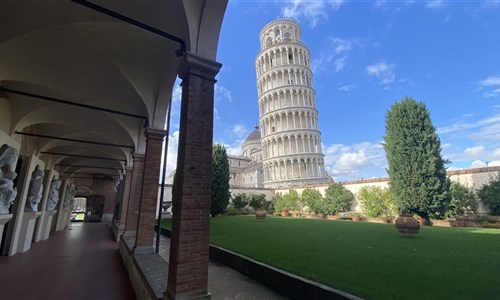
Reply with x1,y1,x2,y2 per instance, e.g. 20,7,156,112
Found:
211,143,230,216
384,97,450,222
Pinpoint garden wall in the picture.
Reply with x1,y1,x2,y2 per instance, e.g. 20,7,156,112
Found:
274,166,500,214
156,184,274,214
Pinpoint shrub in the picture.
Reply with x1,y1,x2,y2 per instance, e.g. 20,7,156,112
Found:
249,194,266,210
477,172,500,215
446,181,478,218
232,193,249,210
323,183,354,215
273,193,285,213
301,188,323,214
358,186,396,218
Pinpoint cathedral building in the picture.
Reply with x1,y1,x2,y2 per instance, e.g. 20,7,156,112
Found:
229,19,333,189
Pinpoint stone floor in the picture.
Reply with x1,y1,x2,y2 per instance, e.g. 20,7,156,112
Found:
0,222,135,300
0,222,286,300
157,235,286,300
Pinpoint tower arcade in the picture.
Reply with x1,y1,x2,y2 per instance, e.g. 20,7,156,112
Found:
256,19,331,188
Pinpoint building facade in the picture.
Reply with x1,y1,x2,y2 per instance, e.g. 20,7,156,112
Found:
256,19,332,188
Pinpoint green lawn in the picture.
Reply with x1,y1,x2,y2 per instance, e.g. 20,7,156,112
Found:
162,216,500,299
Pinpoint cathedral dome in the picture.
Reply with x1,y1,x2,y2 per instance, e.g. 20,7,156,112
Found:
242,126,262,161
244,126,261,142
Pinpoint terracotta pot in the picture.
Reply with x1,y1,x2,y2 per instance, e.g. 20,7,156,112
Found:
352,216,361,222
395,215,420,237
255,209,267,221
316,213,325,219
281,209,290,217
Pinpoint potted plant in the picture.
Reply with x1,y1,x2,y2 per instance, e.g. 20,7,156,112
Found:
395,214,420,237
273,193,288,217
249,194,267,221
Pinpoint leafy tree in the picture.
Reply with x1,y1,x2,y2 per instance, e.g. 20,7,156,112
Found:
301,188,323,214
446,181,477,218
477,172,500,215
358,186,396,218
384,97,450,222
283,190,301,212
232,193,249,210
323,183,354,215
211,144,230,216
249,194,266,210
273,193,285,213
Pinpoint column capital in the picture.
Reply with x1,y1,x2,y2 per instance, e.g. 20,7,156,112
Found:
144,127,167,141
178,52,222,81
132,153,145,160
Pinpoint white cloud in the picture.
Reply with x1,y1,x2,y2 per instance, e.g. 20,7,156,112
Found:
481,0,500,9
165,130,179,176
338,84,357,92
232,124,247,138
334,56,348,72
492,148,500,159
172,84,182,104
484,88,500,98
464,146,485,158
215,85,232,103
282,0,344,28
479,75,500,86
441,143,452,149
490,160,500,167
478,75,500,97
223,139,245,156
438,111,500,167
374,0,387,9
313,36,355,74
323,141,387,181
366,61,396,84
213,108,220,121
471,160,487,168
330,37,352,54
426,0,444,9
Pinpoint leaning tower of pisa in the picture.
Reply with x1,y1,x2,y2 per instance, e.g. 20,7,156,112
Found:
256,19,331,188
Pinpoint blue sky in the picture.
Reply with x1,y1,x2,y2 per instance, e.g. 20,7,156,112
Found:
167,0,500,182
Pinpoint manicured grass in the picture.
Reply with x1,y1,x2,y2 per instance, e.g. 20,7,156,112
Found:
162,216,500,299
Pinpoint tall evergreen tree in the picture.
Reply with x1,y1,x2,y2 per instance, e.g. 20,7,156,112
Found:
211,144,230,216
384,97,450,222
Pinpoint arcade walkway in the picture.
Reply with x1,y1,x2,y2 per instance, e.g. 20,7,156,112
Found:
0,223,135,300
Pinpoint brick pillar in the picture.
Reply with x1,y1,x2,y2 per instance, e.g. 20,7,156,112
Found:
165,52,221,300
133,128,166,254
123,154,144,237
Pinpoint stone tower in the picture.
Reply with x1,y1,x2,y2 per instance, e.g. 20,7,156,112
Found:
256,19,331,188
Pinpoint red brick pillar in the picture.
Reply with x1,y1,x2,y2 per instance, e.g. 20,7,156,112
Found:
133,128,166,254
123,154,144,237
165,53,221,299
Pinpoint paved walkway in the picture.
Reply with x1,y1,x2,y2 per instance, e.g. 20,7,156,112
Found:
157,235,286,300
0,223,135,300
0,222,286,300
